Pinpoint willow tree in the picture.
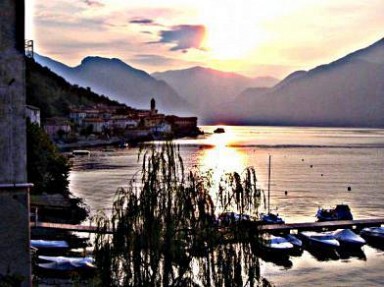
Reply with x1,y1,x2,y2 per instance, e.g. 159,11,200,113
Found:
93,143,272,287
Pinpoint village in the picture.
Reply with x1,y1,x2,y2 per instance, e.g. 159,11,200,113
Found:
27,98,201,148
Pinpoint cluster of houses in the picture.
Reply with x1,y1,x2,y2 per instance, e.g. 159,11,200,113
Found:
27,99,200,145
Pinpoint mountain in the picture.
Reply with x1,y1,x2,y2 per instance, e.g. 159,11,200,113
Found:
34,54,193,116
218,38,384,127
26,58,124,119
152,66,279,120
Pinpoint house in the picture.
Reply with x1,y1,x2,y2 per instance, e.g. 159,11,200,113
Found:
82,117,107,133
44,117,71,138
26,105,41,126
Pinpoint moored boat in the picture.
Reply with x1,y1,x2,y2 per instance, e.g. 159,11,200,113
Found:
72,149,91,156
284,234,303,249
333,229,366,248
299,231,340,249
261,212,285,224
257,233,294,254
30,240,69,249
316,204,353,221
360,226,384,243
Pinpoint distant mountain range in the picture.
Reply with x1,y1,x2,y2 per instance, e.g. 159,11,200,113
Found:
152,67,278,120
35,54,193,116
36,37,384,127
214,38,384,127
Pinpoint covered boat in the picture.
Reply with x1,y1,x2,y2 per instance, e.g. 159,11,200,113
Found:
257,233,294,254
30,240,69,249
284,234,303,249
299,231,340,249
360,226,384,243
333,229,366,248
261,212,285,224
316,204,353,221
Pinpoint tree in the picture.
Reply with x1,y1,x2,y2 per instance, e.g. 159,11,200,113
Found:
27,121,88,223
27,121,70,195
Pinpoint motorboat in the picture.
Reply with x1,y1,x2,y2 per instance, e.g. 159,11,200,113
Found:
257,233,294,254
316,204,353,221
333,229,366,248
30,239,69,249
360,226,384,243
299,231,340,249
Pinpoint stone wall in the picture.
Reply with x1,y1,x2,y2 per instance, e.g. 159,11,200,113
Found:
0,0,31,286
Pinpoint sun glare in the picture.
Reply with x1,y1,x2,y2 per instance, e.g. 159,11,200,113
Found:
199,1,272,60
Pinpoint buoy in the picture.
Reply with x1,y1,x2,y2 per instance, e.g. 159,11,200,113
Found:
284,190,288,196
347,186,352,191
310,165,313,168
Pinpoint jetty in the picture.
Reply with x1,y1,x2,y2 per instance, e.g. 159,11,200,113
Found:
31,218,384,235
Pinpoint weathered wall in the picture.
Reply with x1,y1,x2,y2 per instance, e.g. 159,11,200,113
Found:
0,0,31,286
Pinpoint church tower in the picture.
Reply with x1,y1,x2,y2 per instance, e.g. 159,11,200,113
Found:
0,0,32,285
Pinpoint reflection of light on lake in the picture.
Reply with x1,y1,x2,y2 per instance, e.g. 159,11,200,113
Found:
198,129,248,211
201,128,246,174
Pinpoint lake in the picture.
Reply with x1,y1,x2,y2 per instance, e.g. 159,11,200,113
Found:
69,126,384,286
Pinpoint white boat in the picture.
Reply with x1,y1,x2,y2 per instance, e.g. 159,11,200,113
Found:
333,229,366,248
38,255,94,264
257,233,294,253
299,231,340,249
30,240,69,249
360,226,384,242
37,255,96,275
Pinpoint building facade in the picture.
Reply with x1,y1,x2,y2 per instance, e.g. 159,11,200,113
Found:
0,0,32,286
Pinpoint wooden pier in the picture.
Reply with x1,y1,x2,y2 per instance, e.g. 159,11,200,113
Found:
255,218,384,234
31,218,384,235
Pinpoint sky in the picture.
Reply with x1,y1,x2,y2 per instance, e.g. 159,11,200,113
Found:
26,0,384,79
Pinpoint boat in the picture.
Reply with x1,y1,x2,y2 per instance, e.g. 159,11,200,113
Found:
260,212,285,224
360,226,384,243
316,204,353,221
299,231,340,249
333,229,366,248
257,233,294,254
213,127,225,133
38,255,94,265
218,212,251,227
261,155,285,224
30,240,69,249
72,149,91,156
284,234,303,249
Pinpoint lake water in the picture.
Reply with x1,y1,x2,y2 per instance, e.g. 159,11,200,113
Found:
69,126,384,286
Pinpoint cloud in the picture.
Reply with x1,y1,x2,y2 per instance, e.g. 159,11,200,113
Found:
155,25,206,51
131,54,177,67
130,18,154,25
83,0,104,8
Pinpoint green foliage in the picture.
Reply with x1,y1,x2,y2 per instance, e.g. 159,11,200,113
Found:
93,143,272,286
25,58,124,119
27,121,89,223
27,121,70,195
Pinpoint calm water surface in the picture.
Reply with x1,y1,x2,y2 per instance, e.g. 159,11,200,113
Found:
69,126,384,286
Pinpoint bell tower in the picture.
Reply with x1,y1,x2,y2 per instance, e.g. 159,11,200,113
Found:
0,0,32,285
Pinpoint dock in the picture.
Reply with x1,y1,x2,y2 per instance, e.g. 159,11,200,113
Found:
255,218,384,234
31,218,384,235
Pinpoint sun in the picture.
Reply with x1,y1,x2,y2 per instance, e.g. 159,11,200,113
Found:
199,1,270,60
